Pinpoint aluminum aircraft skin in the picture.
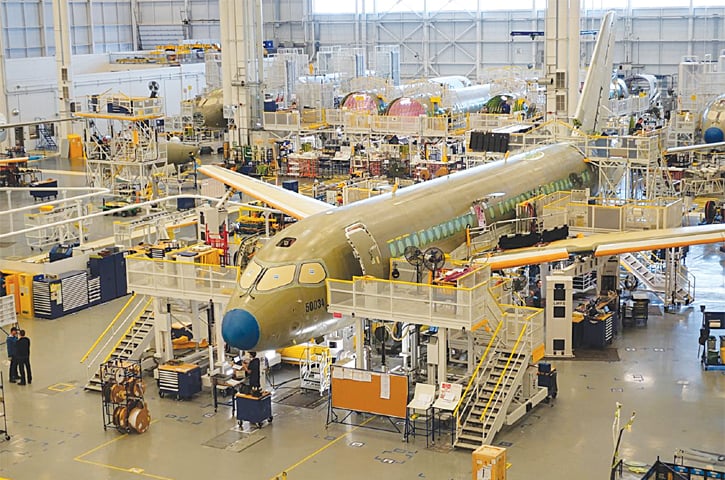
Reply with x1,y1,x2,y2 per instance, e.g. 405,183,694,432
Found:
200,11,723,352
201,143,596,350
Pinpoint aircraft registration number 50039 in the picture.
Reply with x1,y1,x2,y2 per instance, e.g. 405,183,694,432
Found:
305,298,326,313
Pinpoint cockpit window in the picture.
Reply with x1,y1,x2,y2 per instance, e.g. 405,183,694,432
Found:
257,264,296,291
239,260,263,289
276,237,296,248
299,262,326,284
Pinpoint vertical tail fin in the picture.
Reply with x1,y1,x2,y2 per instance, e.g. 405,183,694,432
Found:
573,11,616,133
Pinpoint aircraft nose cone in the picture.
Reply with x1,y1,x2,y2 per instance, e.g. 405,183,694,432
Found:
222,309,260,350
704,126,724,144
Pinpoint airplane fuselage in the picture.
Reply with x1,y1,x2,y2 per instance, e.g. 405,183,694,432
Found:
221,143,596,351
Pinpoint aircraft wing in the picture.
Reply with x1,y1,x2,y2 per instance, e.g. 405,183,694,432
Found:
198,165,334,219
476,224,725,270
664,141,725,155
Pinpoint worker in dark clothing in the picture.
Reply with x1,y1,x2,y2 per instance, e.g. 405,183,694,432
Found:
15,329,31,385
6,327,19,382
243,351,261,395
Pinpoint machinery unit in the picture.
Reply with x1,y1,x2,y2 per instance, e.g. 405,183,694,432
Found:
49,243,74,263
699,308,725,371
197,205,227,242
545,275,573,357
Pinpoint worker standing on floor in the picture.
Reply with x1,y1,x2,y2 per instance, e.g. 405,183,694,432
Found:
6,327,19,382
15,330,31,385
243,351,261,395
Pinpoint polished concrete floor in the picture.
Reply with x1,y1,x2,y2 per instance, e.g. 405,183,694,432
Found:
0,155,724,479
0,243,721,480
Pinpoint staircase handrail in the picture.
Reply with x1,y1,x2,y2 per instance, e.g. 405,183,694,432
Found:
84,296,152,383
638,251,665,274
106,296,154,362
453,320,504,423
479,321,529,424
80,293,138,363
685,267,695,303
675,263,695,304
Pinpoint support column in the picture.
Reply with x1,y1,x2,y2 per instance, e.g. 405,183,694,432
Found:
544,0,580,122
190,300,202,343
153,298,173,363
52,0,75,142
219,0,264,148
0,4,10,144
355,316,365,369
214,302,226,369
437,328,447,386
467,330,475,375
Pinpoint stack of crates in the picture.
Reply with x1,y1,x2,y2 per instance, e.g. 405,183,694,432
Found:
472,445,506,480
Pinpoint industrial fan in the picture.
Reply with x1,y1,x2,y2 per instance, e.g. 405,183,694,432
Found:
403,245,424,283
148,80,160,98
422,247,445,279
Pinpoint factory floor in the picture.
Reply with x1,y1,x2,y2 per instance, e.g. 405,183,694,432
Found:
0,244,721,480
0,155,724,479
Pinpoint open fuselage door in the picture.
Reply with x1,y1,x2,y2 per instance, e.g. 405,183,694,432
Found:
345,223,386,279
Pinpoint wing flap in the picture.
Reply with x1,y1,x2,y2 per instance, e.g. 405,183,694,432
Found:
199,165,333,219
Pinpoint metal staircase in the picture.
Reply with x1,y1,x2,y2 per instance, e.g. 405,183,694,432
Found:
83,295,156,391
37,124,57,150
299,346,331,395
620,252,693,306
454,348,530,450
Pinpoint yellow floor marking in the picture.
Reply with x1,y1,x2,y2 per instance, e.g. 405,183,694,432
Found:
271,416,375,479
47,383,75,392
73,420,172,480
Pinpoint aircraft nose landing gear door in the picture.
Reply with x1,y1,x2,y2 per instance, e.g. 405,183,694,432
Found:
344,223,386,279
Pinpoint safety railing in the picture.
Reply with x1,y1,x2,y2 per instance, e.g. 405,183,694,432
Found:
342,111,373,132
680,178,725,197
370,115,421,135
327,272,504,330
477,322,529,441
82,294,151,384
263,111,301,131
126,253,237,303
80,293,139,364
453,320,505,438
104,298,154,363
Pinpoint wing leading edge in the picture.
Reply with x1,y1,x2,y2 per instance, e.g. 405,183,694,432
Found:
476,224,725,270
199,165,334,219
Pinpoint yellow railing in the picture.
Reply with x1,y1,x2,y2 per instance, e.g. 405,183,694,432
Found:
80,293,138,363
452,319,504,420
102,297,154,363
479,322,528,422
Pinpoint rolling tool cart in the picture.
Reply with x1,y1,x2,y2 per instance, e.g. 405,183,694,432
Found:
157,362,202,400
235,392,273,428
